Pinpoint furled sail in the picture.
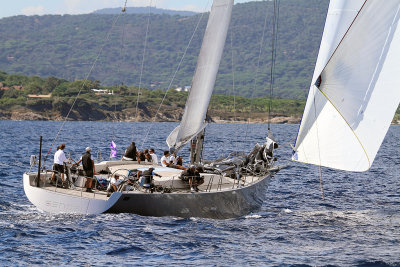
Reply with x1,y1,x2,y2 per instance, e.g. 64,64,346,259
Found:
167,0,234,152
293,0,400,172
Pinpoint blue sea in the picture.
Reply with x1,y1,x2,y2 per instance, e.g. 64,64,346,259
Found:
0,120,399,266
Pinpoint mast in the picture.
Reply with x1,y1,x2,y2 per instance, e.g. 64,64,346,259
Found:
189,129,205,165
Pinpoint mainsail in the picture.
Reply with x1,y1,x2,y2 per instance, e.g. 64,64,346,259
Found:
293,0,400,172
167,0,234,152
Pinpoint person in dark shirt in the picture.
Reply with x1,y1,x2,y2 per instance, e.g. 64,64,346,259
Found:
138,151,146,162
75,147,96,192
180,165,203,192
123,141,137,161
141,167,161,193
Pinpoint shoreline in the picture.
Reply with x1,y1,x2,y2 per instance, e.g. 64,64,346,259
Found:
2,109,400,125
0,109,302,124
0,117,301,124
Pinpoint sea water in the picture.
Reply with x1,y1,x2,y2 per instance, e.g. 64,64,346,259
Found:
0,121,399,266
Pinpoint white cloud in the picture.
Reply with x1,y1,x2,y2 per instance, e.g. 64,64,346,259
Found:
21,5,46,16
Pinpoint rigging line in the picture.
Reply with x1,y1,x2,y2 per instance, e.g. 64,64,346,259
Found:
43,4,127,164
312,87,325,200
230,28,237,123
268,0,280,131
112,3,128,143
244,0,270,142
134,0,153,128
229,27,239,151
140,0,211,150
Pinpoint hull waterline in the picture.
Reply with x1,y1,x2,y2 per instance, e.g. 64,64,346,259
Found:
106,175,269,219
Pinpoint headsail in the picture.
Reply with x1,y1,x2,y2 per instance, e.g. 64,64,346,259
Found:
167,0,234,152
293,0,400,172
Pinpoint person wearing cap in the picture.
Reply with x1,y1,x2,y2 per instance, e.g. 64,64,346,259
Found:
75,147,96,192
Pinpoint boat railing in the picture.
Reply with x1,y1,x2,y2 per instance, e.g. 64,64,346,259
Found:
205,175,214,192
40,165,267,196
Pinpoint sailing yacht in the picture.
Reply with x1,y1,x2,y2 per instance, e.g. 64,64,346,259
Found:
23,0,280,219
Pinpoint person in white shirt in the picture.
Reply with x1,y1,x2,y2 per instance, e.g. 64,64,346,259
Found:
109,175,122,193
149,148,158,165
160,150,171,167
161,150,186,170
51,144,69,184
169,152,177,165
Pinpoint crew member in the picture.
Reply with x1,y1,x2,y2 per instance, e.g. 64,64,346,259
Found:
75,147,96,192
51,144,69,185
123,141,137,161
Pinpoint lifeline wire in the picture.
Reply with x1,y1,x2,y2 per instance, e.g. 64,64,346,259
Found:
140,0,211,150
44,0,128,165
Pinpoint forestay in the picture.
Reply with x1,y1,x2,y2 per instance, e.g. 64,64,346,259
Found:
292,0,400,171
167,0,234,152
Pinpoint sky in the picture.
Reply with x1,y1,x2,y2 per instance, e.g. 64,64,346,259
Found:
0,0,263,19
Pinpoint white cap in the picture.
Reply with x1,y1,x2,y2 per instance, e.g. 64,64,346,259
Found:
86,147,91,152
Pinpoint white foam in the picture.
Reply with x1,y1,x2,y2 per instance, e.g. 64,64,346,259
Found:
245,214,261,219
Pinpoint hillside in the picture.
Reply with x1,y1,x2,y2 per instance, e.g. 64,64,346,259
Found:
2,70,400,123
0,0,329,99
93,7,197,16
0,71,305,122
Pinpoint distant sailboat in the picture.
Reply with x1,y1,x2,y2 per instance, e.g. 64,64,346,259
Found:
23,0,281,219
293,0,400,171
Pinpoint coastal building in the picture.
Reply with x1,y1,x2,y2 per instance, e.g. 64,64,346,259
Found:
13,85,24,91
91,89,113,95
28,94,52,98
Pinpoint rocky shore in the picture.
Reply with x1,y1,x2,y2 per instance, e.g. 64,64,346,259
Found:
0,108,302,124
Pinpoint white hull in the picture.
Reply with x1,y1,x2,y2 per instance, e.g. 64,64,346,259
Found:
23,173,121,214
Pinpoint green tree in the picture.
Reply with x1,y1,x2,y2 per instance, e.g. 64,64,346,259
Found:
44,76,62,92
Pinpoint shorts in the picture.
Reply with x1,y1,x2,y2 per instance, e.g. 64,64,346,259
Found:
84,170,94,178
53,164,64,174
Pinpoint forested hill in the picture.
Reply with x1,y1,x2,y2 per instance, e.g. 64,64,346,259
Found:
0,0,329,99
93,7,198,16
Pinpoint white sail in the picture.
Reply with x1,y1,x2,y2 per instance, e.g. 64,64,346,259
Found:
167,0,234,152
293,0,400,172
